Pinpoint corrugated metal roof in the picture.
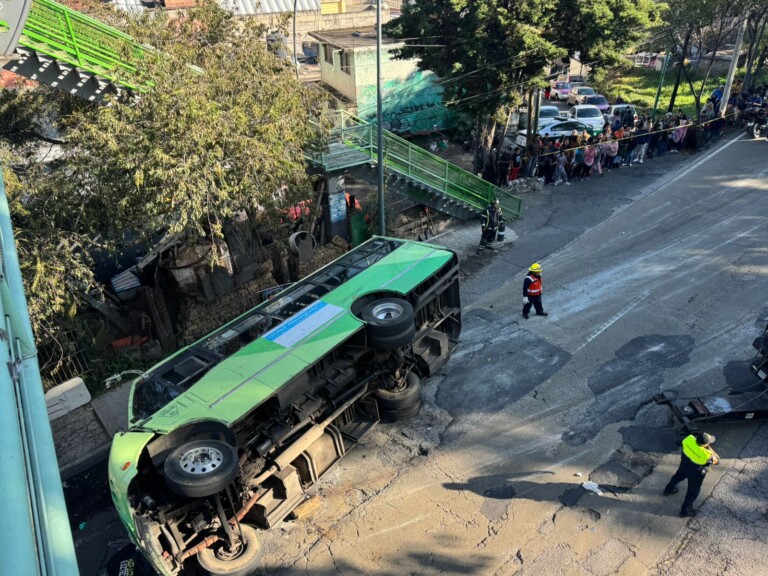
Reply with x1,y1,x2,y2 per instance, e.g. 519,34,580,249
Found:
112,0,321,15
229,0,320,15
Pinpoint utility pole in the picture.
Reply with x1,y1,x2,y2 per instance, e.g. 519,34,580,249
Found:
720,16,748,118
376,0,385,235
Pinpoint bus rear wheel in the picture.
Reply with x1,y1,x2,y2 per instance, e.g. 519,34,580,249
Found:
375,372,422,421
197,524,264,576
362,298,416,349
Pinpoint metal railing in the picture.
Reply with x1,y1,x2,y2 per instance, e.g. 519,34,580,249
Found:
317,111,522,218
18,0,148,90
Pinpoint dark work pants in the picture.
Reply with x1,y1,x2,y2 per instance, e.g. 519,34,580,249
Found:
523,296,544,315
665,457,706,511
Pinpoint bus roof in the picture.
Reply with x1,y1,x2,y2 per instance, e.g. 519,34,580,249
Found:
132,238,456,433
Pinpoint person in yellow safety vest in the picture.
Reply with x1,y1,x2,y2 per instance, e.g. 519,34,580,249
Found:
522,262,548,319
663,432,720,517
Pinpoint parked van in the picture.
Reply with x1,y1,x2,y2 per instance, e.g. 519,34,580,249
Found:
558,74,586,87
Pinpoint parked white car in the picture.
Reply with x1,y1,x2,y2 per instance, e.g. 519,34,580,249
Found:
567,105,606,132
516,120,597,147
537,105,566,128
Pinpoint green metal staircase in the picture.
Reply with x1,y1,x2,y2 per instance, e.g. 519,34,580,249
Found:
2,0,148,101
310,111,522,221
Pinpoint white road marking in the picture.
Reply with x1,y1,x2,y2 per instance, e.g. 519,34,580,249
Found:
363,513,433,539
572,289,652,354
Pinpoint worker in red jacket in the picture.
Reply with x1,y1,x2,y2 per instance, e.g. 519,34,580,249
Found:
522,262,548,319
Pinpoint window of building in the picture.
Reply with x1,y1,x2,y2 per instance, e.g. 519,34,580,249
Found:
340,51,351,74
323,44,334,65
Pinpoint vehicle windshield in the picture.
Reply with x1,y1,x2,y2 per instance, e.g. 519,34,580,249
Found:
578,88,595,95
578,108,601,118
556,82,571,90
570,76,585,84
132,354,216,421
587,96,608,106
540,108,560,118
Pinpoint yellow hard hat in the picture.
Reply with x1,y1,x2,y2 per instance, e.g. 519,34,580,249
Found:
529,263,542,273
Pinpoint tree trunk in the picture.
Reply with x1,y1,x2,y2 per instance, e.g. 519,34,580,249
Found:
668,29,692,112
472,116,483,174
478,115,497,181
745,17,767,93
754,45,768,81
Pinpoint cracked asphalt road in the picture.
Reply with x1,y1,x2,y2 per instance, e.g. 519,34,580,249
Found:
257,132,768,575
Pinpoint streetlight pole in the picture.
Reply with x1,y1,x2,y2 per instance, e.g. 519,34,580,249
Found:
376,0,385,235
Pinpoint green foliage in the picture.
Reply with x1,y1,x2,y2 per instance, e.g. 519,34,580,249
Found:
1,0,327,378
550,0,665,67
595,66,720,116
0,153,98,349
44,0,327,249
385,0,563,120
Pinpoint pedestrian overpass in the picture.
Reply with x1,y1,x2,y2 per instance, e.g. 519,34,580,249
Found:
1,0,149,100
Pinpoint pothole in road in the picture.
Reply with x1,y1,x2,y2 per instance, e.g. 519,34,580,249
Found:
436,314,570,425
564,334,694,446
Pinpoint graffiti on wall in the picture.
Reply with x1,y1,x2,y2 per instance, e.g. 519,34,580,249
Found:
357,68,452,136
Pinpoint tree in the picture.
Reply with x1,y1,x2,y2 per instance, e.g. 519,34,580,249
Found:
1,0,327,383
663,0,768,121
1,154,99,379
44,0,327,248
550,0,665,68
385,0,562,173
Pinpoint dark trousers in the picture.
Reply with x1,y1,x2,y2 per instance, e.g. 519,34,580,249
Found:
665,457,706,511
478,229,497,251
523,296,544,315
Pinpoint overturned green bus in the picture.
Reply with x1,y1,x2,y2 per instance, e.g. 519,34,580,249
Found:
108,237,462,576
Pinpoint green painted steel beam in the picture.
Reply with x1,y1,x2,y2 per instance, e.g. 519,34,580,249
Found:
0,168,80,576
13,0,149,91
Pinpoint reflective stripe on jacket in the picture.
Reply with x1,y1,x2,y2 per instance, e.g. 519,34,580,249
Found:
525,274,542,296
682,435,713,466
482,206,502,231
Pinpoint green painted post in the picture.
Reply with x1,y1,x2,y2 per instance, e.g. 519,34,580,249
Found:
652,53,671,121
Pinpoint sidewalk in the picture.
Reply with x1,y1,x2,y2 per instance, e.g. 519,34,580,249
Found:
52,381,131,480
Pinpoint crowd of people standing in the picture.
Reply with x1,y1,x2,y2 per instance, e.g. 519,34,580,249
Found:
488,83,767,188
498,109,716,187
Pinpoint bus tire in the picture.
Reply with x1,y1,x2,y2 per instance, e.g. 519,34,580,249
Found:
164,440,239,498
362,298,415,338
197,524,264,576
368,324,416,349
375,372,422,421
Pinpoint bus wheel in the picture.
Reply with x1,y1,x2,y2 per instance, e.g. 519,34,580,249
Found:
375,372,422,421
198,524,264,576
163,440,239,498
362,298,416,349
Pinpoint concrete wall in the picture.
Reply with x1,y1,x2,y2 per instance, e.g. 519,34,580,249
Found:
252,5,388,57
